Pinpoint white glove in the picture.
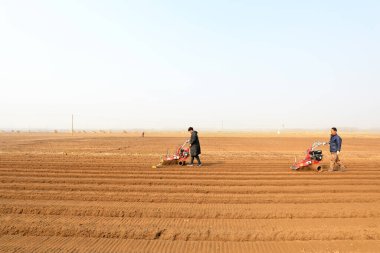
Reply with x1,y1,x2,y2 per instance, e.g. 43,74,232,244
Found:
337,151,340,155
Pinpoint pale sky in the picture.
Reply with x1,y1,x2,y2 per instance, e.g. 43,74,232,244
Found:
0,1,379,130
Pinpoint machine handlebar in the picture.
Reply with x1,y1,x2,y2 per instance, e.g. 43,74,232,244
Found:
311,141,328,150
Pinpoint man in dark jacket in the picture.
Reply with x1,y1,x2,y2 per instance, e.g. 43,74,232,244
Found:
329,127,345,172
187,127,202,166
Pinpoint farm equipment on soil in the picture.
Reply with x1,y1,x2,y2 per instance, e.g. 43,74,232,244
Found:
152,141,190,168
291,141,328,172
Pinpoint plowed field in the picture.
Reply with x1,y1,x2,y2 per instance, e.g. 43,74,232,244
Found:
1,133,380,252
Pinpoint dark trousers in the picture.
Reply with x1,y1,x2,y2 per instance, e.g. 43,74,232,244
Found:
190,155,201,164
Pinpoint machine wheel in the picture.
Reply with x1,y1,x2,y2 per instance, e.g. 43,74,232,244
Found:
311,164,323,172
178,161,186,166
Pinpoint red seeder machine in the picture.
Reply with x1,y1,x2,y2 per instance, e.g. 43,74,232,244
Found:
152,141,190,168
291,141,328,171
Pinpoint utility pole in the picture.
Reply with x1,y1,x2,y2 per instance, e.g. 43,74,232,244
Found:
71,114,74,135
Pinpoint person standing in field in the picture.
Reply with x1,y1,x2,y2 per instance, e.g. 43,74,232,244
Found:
187,127,202,167
329,127,345,172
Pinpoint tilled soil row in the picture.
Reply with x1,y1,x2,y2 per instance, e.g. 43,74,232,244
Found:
1,190,379,204
1,202,380,219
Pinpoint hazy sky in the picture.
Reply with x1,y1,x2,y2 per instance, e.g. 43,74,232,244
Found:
1,0,379,130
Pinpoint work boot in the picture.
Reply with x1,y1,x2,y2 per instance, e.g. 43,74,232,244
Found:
198,164,202,167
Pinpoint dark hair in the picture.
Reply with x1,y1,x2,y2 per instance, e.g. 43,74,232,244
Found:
331,127,338,132
188,127,193,131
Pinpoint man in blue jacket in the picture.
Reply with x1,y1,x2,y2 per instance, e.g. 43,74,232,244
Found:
329,127,345,172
